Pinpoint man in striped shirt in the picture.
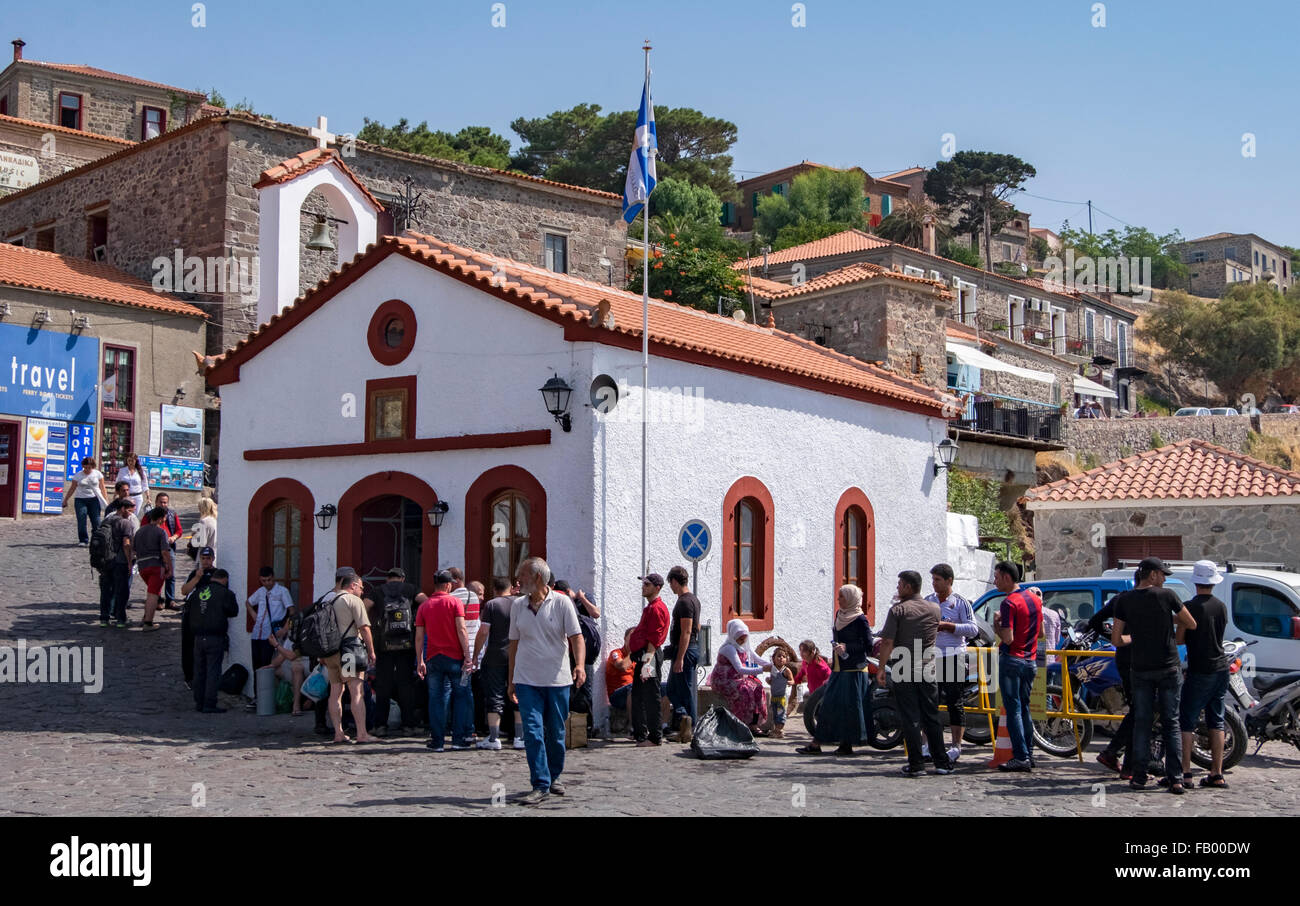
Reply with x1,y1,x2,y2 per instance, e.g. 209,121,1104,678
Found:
925,563,978,764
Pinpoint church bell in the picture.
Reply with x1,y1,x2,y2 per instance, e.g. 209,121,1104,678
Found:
306,215,335,253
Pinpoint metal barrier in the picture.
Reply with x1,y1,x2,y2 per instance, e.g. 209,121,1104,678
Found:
933,646,999,743
1050,647,1123,762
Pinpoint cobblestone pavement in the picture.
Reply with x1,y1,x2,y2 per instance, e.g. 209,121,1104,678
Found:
2,513,1298,817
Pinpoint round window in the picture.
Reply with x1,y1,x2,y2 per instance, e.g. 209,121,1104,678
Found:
383,317,405,348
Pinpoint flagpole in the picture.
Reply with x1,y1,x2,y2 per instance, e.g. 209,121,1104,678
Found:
641,40,651,577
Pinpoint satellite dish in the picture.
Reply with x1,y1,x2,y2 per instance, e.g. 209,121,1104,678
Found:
1020,262,1029,274
732,309,747,322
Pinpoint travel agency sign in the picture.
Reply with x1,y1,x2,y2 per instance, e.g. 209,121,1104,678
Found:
0,324,99,423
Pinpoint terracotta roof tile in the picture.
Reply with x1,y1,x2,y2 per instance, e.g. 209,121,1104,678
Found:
0,243,205,318
253,147,384,211
735,229,891,270
209,232,951,415
746,261,947,301
19,60,205,97
0,112,135,146
1022,439,1300,504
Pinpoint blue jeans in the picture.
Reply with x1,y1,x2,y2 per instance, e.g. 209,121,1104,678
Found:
425,654,473,748
998,654,1036,762
515,683,569,792
74,497,101,543
1181,670,1229,731
609,684,630,711
1131,667,1183,781
665,642,699,725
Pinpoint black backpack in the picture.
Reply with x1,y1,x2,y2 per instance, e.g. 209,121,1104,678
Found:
89,517,119,572
577,613,601,666
377,584,414,652
294,593,354,660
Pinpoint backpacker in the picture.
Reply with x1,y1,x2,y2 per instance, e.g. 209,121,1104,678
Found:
294,592,353,660
377,583,414,652
89,516,120,572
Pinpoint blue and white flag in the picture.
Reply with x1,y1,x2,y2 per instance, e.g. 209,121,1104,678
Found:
622,75,657,224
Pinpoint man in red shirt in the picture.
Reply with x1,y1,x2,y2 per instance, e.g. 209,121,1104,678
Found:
415,570,474,751
992,560,1042,771
628,574,671,747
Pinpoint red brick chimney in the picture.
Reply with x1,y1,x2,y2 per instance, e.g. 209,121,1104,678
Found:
12,39,25,62
922,216,937,256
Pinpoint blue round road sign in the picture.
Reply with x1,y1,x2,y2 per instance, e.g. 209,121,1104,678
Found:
679,519,712,562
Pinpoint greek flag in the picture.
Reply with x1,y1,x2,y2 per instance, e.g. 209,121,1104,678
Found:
622,75,657,223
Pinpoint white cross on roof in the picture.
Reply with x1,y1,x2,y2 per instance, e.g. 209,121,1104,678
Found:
309,116,336,150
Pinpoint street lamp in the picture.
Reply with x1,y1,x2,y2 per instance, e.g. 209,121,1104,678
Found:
539,374,573,432
934,437,959,476
314,503,337,530
426,500,450,527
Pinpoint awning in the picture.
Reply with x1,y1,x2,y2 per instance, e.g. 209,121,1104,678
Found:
1073,375,1118,399
945,341,1055,385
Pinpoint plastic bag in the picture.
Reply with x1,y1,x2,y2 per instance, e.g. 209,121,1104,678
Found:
690,704,759,760
301,666,329,703
274,680,294,714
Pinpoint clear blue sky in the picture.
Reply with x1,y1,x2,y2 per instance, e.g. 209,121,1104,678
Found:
9,0,1298,245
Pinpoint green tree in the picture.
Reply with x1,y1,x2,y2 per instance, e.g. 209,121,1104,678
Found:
510,105,738,198
1056,222,1188,289
753,167,867,248
627,238,745,312
875,199,948,249
357,119,512,169
924,151,1036,271
941,240,983,268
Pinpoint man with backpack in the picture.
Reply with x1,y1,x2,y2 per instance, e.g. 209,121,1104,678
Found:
300,568,377,744
134,506,174,632
92,497,137,628
364,567,419,737
152,493,184,609
555,581,601,720
188,568,239,712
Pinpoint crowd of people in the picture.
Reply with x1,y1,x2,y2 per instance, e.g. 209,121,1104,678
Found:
74,471,1234,801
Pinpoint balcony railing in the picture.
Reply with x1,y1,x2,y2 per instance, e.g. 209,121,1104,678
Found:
1082,338,1118,361
949,395,1062,443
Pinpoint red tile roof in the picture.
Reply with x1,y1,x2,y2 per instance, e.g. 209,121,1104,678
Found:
746,261,947,301
882,167,925,180
734,229,891,270
0,112,135,146
207,232,951,416
254,147,383,211
0,243,205,318
1023,440,1300,504
18,60,205,97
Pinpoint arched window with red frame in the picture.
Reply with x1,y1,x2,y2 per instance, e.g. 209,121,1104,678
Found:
834,488,876,623
722,477,774,631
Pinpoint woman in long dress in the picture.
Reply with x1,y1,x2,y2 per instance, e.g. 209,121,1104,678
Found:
707,619,770,734
115,452,150,512
797,585,874,755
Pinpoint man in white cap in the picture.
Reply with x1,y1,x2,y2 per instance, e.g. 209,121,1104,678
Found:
1180,560,1231,789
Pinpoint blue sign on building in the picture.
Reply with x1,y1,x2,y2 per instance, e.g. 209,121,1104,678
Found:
0,324,99,423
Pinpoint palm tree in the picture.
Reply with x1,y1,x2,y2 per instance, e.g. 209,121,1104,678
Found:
874,199,948,250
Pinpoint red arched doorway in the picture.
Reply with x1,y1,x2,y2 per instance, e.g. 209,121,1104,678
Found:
338,472,439,596
247,478,315,605
464,465,547,591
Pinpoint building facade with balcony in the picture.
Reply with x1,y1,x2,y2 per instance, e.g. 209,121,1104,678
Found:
1175,232,1294,297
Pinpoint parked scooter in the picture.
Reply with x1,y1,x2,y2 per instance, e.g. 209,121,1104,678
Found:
1227,639,1300,758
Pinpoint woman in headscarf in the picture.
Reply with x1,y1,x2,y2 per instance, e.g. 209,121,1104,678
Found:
707,619,771,734
797,585,874,755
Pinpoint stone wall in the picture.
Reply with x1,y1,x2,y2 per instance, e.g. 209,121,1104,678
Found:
767,280,948,391
977,339,1073,407
1031,503,1300,578
1063,414,1250,465
0,134,103,194
5,69,196,143
1258,413,1300,445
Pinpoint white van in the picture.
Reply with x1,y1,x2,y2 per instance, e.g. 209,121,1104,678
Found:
1103,561,1300,692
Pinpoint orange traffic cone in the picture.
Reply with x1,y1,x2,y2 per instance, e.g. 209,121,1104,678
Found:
987,704,1014,769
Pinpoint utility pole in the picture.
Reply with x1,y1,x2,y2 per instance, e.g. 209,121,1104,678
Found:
1087,200,1093,236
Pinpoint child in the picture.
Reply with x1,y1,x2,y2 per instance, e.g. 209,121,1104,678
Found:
791,640,831,713
766,648,795,738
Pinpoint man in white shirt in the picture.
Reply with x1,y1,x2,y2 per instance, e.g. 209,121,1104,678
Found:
247,566,294,671
508,557,584,806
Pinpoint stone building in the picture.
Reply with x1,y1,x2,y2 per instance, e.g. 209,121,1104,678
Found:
0,112,626,355
1175,231,1294,297
0,39,209,143
0,242,206,519
1,114,134,197
1023,439,1300,577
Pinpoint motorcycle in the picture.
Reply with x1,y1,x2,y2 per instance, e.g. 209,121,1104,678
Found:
1226,639,1300,758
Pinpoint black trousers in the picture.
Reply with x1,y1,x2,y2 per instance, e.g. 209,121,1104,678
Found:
181,613,194,684
1103,667,1135,771
630,647,663,742
193,635,224,710
894,679,952,769
938,654,967,727
373,649,419,728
